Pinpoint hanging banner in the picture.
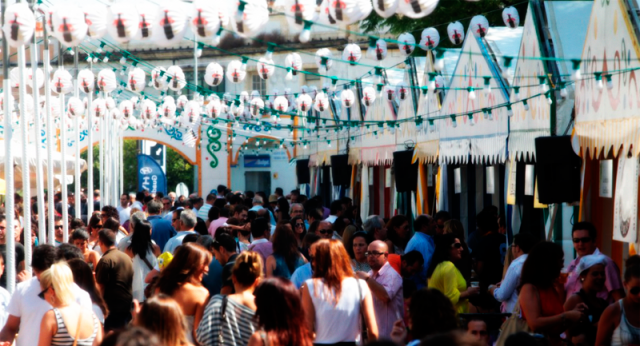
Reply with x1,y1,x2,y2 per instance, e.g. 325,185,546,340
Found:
486,166,495,194
599,160,613,198
613,156,639,244
137,154,167,195
525,164,535,196
454,168,462,194
507,162,517,205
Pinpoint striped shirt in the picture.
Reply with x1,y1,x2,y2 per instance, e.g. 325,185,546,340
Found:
196,295,257,346
51,308,99,346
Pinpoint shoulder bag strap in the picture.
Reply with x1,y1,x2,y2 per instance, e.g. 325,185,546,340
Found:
357,278,367,342
218,296,229,345
72,308,84,346
141,255,154,271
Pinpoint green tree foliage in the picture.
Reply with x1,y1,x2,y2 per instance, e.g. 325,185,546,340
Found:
166,146,194,193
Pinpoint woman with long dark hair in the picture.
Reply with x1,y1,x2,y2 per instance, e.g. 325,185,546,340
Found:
133,294,193,346
155,243,211,343
266,224,307,279
248,278,313,346
67,258,109,326
276,198,290,223
386,215,411,255
87,212,103,254
126,220,161,302
290,216,307,249
427,233,479,314
348,231,371,272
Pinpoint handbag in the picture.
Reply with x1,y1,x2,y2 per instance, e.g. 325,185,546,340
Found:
495,300,530,346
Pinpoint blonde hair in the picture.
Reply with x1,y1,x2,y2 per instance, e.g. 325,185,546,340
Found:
40,262,76,306
232,251,264,287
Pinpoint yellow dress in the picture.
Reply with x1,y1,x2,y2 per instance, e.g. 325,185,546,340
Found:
428,261,468,314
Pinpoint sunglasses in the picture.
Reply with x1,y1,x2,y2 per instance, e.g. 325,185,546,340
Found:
38,286,50,300
573,237,592,244
451,243,462,249
365,251,387,257
55,225,64,230
295,223,304,228
318,229,330,235
630,286,640,295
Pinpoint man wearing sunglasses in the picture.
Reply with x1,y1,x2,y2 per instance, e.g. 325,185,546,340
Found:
565,222,624,302
0,215,25,288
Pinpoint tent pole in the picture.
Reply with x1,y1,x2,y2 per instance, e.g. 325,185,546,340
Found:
43,16,55,245
86,60,94,218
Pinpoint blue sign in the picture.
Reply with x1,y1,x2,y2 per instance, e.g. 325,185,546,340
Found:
138,154,167,194
244,155,271,168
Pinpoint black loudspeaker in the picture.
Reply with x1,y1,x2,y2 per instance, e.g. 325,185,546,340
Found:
393,150,418,192
535,136,582,204
296,159,310,184
330,155,351,187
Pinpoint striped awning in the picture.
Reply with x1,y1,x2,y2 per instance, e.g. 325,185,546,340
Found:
575,118,640,158
361,145,396,166
412,140,439,164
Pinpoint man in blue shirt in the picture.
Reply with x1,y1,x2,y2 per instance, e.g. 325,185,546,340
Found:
147,200,177,251
404,214,436,289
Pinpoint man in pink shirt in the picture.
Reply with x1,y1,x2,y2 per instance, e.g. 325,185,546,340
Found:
564,221,624,302
247,217,273,273
208,207,229,237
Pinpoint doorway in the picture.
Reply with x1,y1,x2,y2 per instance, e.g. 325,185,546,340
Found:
245,171,271,195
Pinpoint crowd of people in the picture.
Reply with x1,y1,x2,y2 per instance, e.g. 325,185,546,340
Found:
0,186,637,346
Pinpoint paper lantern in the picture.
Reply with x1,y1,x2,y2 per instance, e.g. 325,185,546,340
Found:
191,0,226,39
343,44,362,65
154,2,187,46
240,91,250,104
96,69,117,93
362,87,376,106
470,15,489,38
160,101,177,119
256,58,275,80
78,69,95,94
397,0,438,19
283,0,316,30
135,7,156,40
141,99,157,121
51,69,74,94
309,86,318,100
223,93,233,104
502,7,519,29
119,100,134,119
52,6,88,47
447,21,465,45
315,0,338,26
434,75,445,92
203,63,223,87
106,97,116,110
398,33,416,57
273,96,289,113
396,82,409,101
163,96,175,105
107,4,138,43
151,67,169,90
226,60,246,84
285,53,303,79
315,48,334,72
227,0,269,38
27,68,45,90
230,101,244,117
297,94,313,113
83,4,108,39
249,98,264,117
130,97,140,110
2,3,36,47
419,27,439,51
0,94,15,116
206,98,222,118
8,68,20,88
369,39,387,61
251,90,261,99
184,101,201,124
92,98,107,118
314,92,329,112
373,0,398,18
383,85,395,101
177,95,189,110
127,68,146,92
66,97,85,118
167,65,186,91
328,0,372,26
341,89,355,108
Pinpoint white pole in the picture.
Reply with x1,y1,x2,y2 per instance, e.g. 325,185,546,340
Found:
99,115,104,210
113,122,118,205
31,31,46,245
18,44,32,276
3,80,16,293
104,109,109,206
86,61,94,217
119,132,123,198
73,52,80,219
43,21,55,245
60,93,69,243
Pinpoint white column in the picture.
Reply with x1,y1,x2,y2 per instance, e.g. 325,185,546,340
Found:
60,94,69,242
31,34,46,244
99,115,104,210
86,79,94,217
43,30,55,245
3,80,16,293
18,44,32,275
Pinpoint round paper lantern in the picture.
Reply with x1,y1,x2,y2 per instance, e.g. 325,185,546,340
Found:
419,27,439,51
2,3,36,47
105,97,116,110
373,0,398,18
160,101,176,119
8,68,20,88
256,58,275,80
141,99,157,121
107,4,138,43
240,91,250,104
502,7,519,29
166,65,186,91
285,53,302,79
226,60,246,84
26,68,45,90
78,69,95,94
396,82,409,101
96,69,117,93
297,94,313,113
369,39,387,61
67,97,85,118
135,7,157,40
191,0,225,39
315,0,338,26
273,96,289,113
92,98,107,118
469,15,489,38
163,96,175,105
177,95,188,110
52,6,88,47
249,98,264,117
447,21,465,45
328,0,372,26
341,89,355,108
151,67,169,90
398,33,416,57
309,86,318,100
229,100,244,118
206,98,222,118
343,44,362,65
183,101,201,124
127,68,146,92
283,0,316,30
83,4,108,39
119,100,134,118
204,62,224,87
227,0,269,38
397,0,438,19
434,75,445,92
315,48,333,72
154,2,187,46
51,69,74,94
314,92,329,112
383,85,395,101
362,87,376,106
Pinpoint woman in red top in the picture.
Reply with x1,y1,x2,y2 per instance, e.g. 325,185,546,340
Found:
519,242,587,346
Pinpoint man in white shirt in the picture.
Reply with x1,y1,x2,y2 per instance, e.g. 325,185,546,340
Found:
0,245,92,346
0,252,12,329
324,200,342,224
117,193,131,225
197,193,216,221
163,209,198,254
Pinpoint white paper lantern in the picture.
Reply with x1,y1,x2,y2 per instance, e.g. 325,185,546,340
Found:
83,4,108,39
135,7,156,40
397,0,438,19
273,96,289,113
502,7,519,29
151,67,169,90
2,3,36,47
470,15,489,38
226,60,247,84
228,0,269,38
92,98,107,118
184,101,201,124
27,68,45,90
373,0,398,18
371,39,387,61
206,98,222,118
315,0,338,26
163,96,176,105
434,75,445,92
419,27,439,51
119,100,134,118
362,86,376,106
106,97,116,110
204,62,224,86
167,65,186,91
127,68,146,92
257,58,275,80
191,0,224,39
160,101,177,119
398,33,416,57
8,68,20,88
66,97,85,118
343,44,362,65
177,95,189,110
341,89,355,108
447,21,465,45
52,6,88,47
249,98,264,117
154,2,187,46
297,94,313,113
78,69,95,94
141,99,157,121
107,4,138,43
329,0,372,26
51,69,74,94
285,53,303,79
96,69,117,93
383,85,395,101
283,0,316,30
396,82,409,101
314,92,329,112
239,91,250,104
315,48,334,72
